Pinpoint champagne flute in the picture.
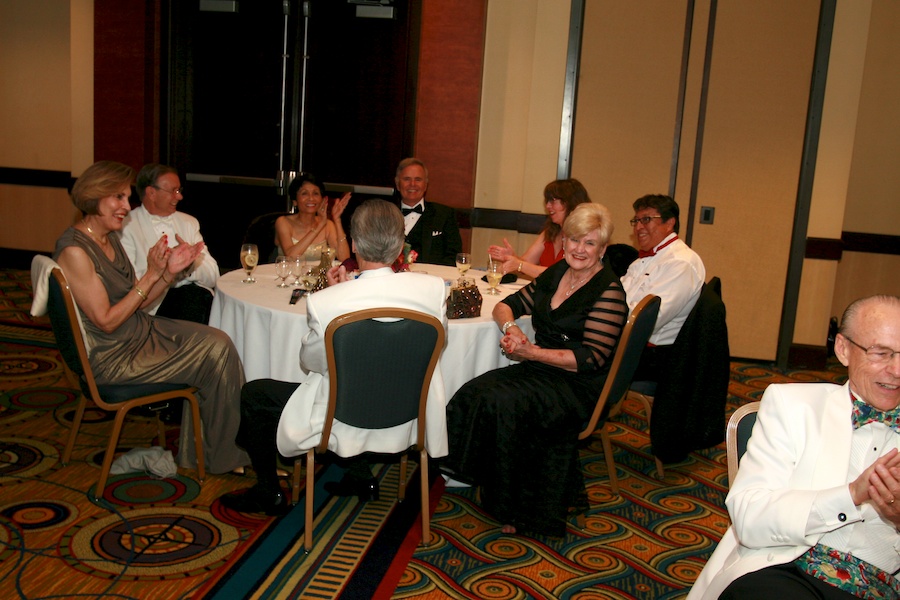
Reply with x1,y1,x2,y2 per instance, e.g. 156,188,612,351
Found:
455,252,471,279
486,259,503,295
240,243,259,283
274,255,291,287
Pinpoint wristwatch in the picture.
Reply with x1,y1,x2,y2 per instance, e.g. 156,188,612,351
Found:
501,320,517,335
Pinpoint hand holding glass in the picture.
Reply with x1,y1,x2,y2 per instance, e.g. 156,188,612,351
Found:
240,244,259,284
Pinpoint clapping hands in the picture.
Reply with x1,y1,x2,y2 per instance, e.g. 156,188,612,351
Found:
147,233,204,280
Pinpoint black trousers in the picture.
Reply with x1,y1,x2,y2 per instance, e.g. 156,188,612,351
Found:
156,283,214,324
720,564,858,599
237,379,298,492
236,379,372,492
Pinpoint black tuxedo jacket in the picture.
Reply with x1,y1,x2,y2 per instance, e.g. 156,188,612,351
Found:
402,201,462,266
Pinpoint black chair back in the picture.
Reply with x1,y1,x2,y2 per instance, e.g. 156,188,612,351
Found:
580,294,661,438
331,317,440,429
243,212,287,264
317,307,445,450
47,269,88,381
726,401,760,486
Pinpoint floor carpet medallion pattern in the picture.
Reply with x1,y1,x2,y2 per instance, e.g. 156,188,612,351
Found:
0,268,850,598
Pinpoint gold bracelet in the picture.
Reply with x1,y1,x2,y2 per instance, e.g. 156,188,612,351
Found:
134,286,147,300
517,261,523,273
162,273,171,285
338,237,347,244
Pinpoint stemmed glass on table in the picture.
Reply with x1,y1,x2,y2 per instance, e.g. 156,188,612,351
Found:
240,244,259,284
455,253,471,280
486,257,503,295
294,258,317,291
274,255,291,288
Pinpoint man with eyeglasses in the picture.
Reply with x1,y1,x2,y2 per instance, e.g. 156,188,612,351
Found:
120,163,220,324
689,295,900,599
620,193,705,381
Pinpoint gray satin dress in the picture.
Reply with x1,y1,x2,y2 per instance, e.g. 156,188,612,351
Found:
54,228,249,473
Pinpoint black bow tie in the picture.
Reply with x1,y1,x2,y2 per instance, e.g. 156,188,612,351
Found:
402,205,423,216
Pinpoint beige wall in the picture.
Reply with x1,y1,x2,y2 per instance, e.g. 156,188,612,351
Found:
471,0,571,265
571,0,819,360
0,0,92,254
793,0,870,346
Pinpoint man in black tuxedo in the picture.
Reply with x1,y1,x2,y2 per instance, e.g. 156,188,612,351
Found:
395,157,462,266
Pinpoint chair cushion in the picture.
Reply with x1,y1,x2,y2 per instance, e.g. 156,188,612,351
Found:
630,380,657,396
94,381,193,405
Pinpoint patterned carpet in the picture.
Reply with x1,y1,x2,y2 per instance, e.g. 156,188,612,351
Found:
0,268,849,598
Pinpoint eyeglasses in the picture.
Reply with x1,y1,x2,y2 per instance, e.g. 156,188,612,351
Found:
629,215,663,227
842,335,900,364
152,185,183,195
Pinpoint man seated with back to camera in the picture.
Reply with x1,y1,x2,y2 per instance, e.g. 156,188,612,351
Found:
689,294,900,599
120,163,219,324
619,193,705,381
394,157,462,267
219,199,449,515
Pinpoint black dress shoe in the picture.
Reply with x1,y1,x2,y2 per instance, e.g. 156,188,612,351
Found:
324,477,379,502
219,485,290,516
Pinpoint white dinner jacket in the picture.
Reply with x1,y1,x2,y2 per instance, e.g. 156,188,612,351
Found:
119,205,219,314
688,381,883,599
276,267,449,459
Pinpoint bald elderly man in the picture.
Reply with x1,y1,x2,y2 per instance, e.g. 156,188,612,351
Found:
690,295,900,599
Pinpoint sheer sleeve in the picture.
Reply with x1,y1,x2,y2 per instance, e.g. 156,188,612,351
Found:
573,281,627,373
501,279,537,319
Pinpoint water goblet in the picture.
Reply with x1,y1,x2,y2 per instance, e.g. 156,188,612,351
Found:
240,243,259,284
486,260,503,295
274,255,291,287
290,256,304,287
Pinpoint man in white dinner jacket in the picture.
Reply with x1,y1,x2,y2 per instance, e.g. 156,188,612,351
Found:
120,163,219,323
689,295,900,599
620,193,705,381
220,199,448,515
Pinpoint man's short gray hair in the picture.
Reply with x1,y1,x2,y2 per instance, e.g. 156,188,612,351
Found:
350,199,405,264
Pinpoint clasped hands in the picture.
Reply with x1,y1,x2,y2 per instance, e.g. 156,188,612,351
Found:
499,327,534,362
850,447,900,526
148,234,204,281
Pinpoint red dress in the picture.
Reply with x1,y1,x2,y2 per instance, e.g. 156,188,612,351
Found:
539,239,563,266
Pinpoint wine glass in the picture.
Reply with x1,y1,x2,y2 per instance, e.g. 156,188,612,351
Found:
290,256,304,287
274,255,291,287
455,252,471,279
240,243,259,283
486,259,503,295
298,259,317,291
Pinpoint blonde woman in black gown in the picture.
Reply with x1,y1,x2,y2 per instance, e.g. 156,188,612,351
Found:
53,161,248,474
445,203,627,535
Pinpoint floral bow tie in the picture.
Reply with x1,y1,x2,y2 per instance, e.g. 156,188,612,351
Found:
851,392,900,431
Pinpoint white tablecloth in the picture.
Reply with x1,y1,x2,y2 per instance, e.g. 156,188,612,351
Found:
209,263,535,399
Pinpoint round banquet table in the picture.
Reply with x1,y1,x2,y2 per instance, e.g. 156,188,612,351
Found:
208,263,535,399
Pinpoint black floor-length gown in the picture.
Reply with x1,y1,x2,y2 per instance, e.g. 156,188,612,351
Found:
445,259,627,535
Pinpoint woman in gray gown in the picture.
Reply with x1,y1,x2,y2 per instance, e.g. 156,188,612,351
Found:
53,160,248,474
